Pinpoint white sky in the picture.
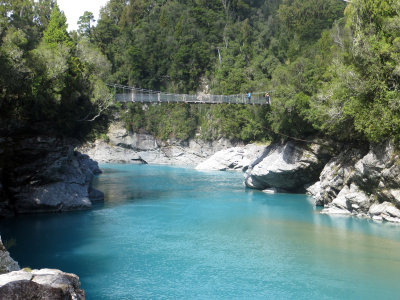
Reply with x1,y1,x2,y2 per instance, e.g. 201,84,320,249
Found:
57,0,109,31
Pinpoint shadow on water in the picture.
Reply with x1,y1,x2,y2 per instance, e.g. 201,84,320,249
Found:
0,210,114,276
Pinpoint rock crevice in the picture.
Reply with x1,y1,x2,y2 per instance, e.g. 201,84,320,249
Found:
307,142,400,222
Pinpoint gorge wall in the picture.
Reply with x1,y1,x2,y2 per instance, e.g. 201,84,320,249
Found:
79,122,240,166
234,139,400,223
0,134,104,217
307,142,400,222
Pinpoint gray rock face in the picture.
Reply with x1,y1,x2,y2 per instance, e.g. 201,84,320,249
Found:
80,140,147,164
244,141,333,192
195,144,266,171
0,136,104,215
0,269,85,300
108,123,158,151
137,138,236,166
306,148,366,206
308,142,400,222
80,123,237,166
0,237,19,275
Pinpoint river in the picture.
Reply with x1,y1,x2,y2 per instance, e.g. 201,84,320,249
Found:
1,164,400,299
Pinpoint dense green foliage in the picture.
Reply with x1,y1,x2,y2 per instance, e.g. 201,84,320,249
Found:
120,102,270,142
0,0,111,139
3,0,400,145
92,0,348,142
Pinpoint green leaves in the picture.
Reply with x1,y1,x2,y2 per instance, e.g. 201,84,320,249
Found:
43,4,73,49
0,0,112,140
78,11,95,38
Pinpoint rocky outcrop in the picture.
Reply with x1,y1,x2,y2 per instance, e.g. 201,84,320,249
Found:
108,123,158,151
306,148,366,206
244,141,334,192
80,140,147,164
0,237,19,275
195,144,266,171
80,122,237,166
0,136,104,215
307,142,400,222
0,269,85,299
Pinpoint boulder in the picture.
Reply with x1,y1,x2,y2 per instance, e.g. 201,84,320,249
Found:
368,202,400,223
0,136,104,215
0,269,85,300
321,184,370,216
307,148,367,206
245,141,333,192
196,144,265,171
0,237,19,275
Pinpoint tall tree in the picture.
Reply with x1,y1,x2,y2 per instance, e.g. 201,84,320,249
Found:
78,11,95,38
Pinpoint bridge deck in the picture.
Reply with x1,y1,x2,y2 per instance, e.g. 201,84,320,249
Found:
110,84,269,105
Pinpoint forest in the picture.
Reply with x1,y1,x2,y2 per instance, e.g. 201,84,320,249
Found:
1,0,400,145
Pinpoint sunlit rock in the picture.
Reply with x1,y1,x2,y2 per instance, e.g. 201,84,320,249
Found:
245,141,333,192
195,144,265,171
308,142,400,223
0,269,85,299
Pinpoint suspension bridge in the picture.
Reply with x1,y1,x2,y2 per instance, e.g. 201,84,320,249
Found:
109,84,269,105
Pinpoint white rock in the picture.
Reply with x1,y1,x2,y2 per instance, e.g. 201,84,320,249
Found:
321,206,351,215
0,269,85,299
245,141,330,192
196,144,265,171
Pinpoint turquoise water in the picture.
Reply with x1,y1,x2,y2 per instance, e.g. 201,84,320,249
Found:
1,164,400,299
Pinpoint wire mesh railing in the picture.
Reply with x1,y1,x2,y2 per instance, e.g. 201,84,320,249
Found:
108,84,269,105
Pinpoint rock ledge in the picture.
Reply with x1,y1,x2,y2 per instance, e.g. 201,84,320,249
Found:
0,269,85,300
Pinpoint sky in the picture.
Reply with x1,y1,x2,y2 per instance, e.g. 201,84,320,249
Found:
57,0,109,31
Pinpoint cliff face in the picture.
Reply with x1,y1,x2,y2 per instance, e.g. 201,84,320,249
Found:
0,135,104,216
244,141,334,193
240,139,400,222
79,122,238,166
307,142,400,222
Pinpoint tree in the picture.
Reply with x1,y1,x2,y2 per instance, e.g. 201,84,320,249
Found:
78,11,95,38
42,3,73,48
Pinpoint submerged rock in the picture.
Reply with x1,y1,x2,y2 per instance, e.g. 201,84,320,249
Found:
0,269,85,300
244,141,333,192
195,144,265,171
308,142,400,223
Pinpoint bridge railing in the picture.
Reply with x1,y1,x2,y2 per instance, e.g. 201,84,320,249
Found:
109,84,268,105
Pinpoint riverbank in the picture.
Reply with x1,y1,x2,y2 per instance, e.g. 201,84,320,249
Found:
78,122,244,166
80,121,400,223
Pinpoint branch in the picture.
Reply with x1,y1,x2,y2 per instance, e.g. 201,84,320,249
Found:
77,95,113,122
